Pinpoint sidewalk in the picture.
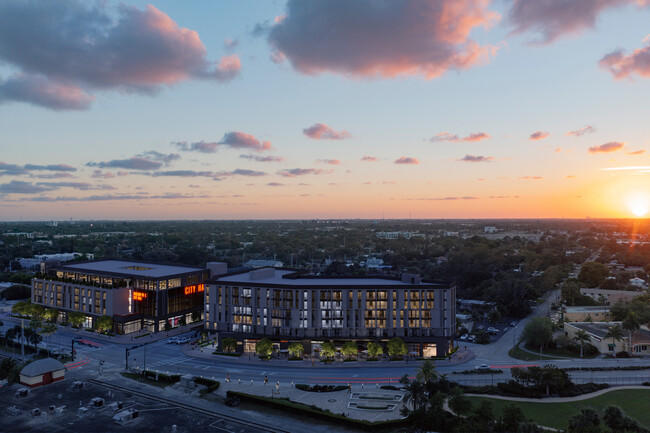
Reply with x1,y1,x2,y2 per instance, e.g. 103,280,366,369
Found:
182,344,475,369
466,385,650,403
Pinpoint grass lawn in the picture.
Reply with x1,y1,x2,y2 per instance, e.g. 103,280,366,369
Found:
467,389,650,430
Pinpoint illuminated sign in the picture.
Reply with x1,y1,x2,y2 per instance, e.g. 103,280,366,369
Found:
133,291,148,301
184,284,205,295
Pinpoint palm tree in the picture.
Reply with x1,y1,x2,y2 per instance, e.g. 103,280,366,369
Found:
622,312,641,354
402,378,427,413
41,323,57,357
416,359,439,383
573,329,590,358
605,324,625,357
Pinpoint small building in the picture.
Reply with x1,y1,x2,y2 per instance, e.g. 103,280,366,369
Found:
629,277,647,289
19,358,65,388
564,306,610,322
564,322,650,355
579,288,641,305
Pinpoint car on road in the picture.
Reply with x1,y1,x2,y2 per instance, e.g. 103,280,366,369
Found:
487,327,499,335
176,337,189,344
166,337,179,344
509,321,517,327
475,364,490,370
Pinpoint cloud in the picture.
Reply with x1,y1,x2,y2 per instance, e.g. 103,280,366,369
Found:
151,170,215,178
394,157,419,165
31,172,75,179
91,170,115,179
27,193,210,202
303,123,351,140
601,165,650,171
566,175,576,178
224,38,239,51
317,159,341,165
35,181,114,191
599,37,650,79
226,169,266,177
627,150,646,155
489,195,520,199
530,131,550,140
567,126,596,137
429,131,490,142
508,0,633,44
137,151,180,166
0,161,78,176
360,156,378,162
265,0,499,79
239,154,284,162
519,176,543,180
0,74,94,110
175,132,271,153
267,182,285,187
277,168,330,177
87,157,163,170
588,141,625,153
0,180,55,194
458,154,493,162
412,196,478,201
0,2,240,110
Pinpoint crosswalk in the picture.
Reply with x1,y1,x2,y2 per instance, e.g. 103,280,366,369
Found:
146,355,193,368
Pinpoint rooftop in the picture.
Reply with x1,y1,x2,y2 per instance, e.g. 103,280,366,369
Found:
57,260,203,279
216,269,446,288
565,306,610,313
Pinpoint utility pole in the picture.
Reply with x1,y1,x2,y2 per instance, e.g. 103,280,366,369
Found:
21,318,25,362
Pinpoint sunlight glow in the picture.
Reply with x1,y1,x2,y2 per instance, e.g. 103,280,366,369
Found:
625,192,650,217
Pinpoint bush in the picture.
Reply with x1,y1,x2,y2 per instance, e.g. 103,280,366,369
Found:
143,370,181,383
1,284,31,300
380,385,401,390
615,351,632,358
213,351,242,357
194,377,220,394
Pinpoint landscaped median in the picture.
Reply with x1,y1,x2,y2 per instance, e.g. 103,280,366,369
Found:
465,389,650,430
225,390,408,432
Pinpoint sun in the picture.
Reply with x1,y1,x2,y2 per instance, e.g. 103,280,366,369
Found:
625,192,650,217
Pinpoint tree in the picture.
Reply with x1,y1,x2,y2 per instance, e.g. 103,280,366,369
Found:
288,342,304,358
401,377,427,413
28,318,42,332
41,323,57,356
416,359,439,383
164,321,172,332
341,341,357,359
68,311,86,328
43,308,59,323
605,324,624,357
522,316,554,349
470,400,495,433
496,403,527,433
221,337,237,353
567,408,602,433
578,262,609,287
256,338,273,357
367,341,383,358
622,312,641,354
320,341,336,358
29,304,45,319
573,329,591,358
387,337,407,357
488,309,502,324
447,386,472,416
94,315,113,333
11,301,31,317
603,406,645,433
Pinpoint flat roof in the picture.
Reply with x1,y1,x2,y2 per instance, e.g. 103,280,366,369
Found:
57,260,203,279
565,306,610,313
216,269,446,288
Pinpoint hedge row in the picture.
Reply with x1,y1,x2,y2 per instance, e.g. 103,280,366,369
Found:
295,384,347,392
194,377,220,394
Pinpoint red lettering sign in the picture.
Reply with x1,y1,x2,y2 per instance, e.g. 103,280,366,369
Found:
184,284,205,295
133,291,147,301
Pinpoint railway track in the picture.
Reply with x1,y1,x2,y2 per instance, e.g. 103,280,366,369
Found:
88,378,292,433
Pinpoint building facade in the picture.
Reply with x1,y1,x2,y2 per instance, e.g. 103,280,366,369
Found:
32,260,222,334
205,268,456,357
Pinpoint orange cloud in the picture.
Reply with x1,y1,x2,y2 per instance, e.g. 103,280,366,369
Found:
303,123,351,140
530,131,550,140
588,142,625,153
394,156,419,165
600,37,650,79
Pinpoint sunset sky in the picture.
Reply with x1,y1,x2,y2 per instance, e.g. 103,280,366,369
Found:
1,0,650,221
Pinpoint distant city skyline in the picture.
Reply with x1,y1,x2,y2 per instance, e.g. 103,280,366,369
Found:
1,0,649,220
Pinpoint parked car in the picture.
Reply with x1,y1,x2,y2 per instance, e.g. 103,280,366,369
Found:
459,334,468,341
468,334,476,342
509,321,517,327
487,327,499,335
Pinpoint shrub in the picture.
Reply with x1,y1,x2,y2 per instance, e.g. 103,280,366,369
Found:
194,377,220,394
295,384,347,392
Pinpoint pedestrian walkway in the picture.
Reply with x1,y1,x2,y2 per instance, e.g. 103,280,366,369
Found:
182,344,475,369
467,385,650,403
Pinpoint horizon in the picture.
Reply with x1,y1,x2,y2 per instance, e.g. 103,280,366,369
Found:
1,1,650,220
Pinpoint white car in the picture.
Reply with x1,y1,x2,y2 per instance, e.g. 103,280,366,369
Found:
475,364,490,370
459,334,468,341
176,337,189,344
166,337,179,344
487,327,499,334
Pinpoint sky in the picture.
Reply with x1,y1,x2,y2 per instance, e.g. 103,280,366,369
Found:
1,0,650,221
